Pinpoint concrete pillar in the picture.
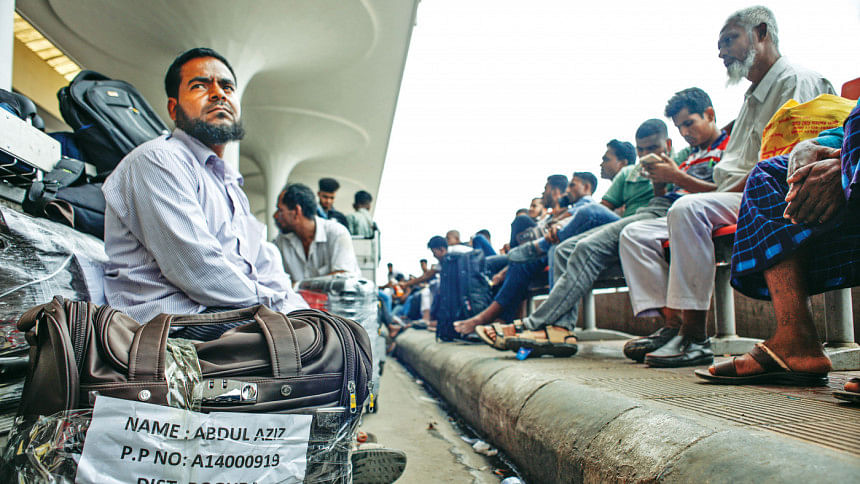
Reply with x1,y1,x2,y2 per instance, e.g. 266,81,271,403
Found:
0,0,14,90
265,158,295,240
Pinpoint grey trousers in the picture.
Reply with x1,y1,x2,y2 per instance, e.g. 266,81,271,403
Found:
524,197,672,331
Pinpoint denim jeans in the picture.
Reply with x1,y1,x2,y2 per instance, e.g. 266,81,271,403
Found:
485,254,508,275
471,234,496,256
510,214,537,248
545,203,620,285
493,256,547,322
525,197,672,331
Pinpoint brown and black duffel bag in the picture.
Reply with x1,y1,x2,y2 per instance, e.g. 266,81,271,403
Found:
16,296,372,419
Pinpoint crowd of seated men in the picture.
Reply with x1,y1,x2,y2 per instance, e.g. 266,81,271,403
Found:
389,6,859,397
94,5,857,407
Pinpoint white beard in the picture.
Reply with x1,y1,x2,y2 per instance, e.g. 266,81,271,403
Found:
726,47,756,86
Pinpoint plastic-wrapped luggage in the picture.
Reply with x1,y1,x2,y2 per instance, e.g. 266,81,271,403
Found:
0,320,27,439
298,274,383,413
0,205,107,324
0,205,106,441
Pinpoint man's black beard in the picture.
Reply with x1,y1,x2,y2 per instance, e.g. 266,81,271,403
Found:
175,105,246,146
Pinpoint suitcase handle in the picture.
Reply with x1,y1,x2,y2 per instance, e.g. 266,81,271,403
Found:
128,306,301,381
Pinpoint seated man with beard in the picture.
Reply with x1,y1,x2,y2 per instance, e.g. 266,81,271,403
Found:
103,50,407,481
102,48,308,339
620,6,833,367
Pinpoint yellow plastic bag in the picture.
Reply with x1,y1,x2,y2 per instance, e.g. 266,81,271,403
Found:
759,94,855,160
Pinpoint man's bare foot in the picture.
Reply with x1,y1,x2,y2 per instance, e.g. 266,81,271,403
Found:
708,338,832,376
844,378,860,393
454,316,483,335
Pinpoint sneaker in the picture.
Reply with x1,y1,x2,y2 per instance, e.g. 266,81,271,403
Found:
352,445,407,484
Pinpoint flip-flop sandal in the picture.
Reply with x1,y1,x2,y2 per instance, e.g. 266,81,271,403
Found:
476,321,523,351
693,342,828,386
506,326,578,357
833,377,860,404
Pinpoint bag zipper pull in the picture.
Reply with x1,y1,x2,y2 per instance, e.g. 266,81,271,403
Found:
348,380,357,414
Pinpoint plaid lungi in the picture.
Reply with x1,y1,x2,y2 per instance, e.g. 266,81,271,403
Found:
730,155,860,299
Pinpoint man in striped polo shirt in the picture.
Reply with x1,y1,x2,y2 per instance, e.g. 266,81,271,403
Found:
618,88,729,365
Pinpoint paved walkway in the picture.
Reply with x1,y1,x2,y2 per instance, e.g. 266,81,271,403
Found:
360,356,503,483
394,329,860,483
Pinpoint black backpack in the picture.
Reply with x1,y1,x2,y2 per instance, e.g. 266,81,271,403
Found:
434,249,492,341
0,89,44,130
22,157,106,239
58,70,168,174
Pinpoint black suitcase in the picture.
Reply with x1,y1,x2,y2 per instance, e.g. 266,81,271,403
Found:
435,249,492,341
58,70,169,173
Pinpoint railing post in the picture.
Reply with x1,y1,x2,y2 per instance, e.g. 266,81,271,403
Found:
573,286,633,341
710,259,760,355
823,289,859,370
581,291,596,331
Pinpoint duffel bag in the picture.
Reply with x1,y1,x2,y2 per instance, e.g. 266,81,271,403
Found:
16,296,372,419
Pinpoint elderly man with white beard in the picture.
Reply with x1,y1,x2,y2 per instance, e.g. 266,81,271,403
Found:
618,5,835,368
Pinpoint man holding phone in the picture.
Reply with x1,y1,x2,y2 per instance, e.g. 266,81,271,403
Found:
618,88,729,365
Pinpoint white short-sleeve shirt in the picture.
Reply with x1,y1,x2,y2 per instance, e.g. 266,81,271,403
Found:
273,216,362,282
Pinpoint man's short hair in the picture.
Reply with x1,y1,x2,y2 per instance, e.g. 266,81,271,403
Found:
476,229,491,239
726,5,779,48
419,258,428,264
280,183,318,220
665,88,713,118
318,177,340,193
607,139,636,165
547,174,569,193
636,119,669,140
427,236,447,250
354,190,373,205
165,48,236,99
573,172,598,193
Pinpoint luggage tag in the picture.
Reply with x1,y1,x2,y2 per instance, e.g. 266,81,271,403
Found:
515,347,532,360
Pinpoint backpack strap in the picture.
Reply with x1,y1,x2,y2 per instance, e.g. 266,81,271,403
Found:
23,157,87,217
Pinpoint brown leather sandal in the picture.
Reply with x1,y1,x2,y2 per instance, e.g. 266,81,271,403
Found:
476,321,523,351
693,342,828,386
506,326,578,357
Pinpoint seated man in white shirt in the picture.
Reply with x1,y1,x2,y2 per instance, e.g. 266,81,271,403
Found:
272,183,362,281
102,48,308,340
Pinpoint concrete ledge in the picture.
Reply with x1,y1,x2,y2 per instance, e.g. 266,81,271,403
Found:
395,330,860,483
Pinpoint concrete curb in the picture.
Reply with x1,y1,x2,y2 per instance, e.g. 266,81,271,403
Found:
395,330,859,483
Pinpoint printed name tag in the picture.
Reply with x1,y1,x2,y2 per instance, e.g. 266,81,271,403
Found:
76,396,313,484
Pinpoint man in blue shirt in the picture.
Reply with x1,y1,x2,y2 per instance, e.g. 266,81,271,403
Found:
103,48,308,334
